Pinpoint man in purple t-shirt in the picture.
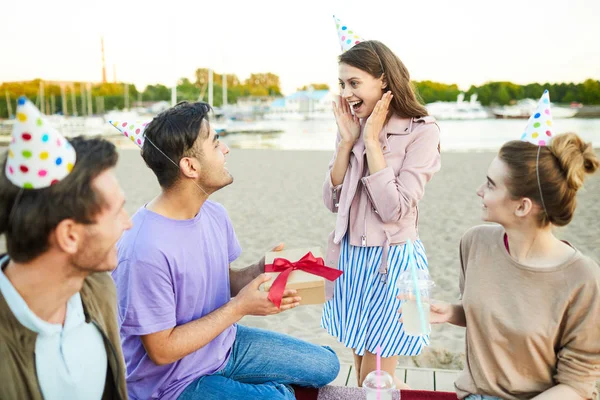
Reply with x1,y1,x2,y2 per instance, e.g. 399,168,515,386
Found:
112,101,339,400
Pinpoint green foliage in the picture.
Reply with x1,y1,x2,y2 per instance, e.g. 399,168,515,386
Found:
0,81,140,117
176,78,200,101
297,83,330,91
2,76,598,118
191,69,281,106
143,84,171,102
413,81,461,103
462,80,600,106
242,72,282,97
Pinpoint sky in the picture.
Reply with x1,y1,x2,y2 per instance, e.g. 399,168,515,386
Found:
1,0,599,96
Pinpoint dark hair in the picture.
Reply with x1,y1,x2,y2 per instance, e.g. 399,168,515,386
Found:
339,40,428,121
499,133,599,227
141,101,212,189
0,136,119,262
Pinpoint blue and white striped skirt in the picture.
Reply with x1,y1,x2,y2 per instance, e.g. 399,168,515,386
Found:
321,235,431,357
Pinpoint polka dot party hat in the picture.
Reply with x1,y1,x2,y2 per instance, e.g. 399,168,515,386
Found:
521,90,553,146
108,120,150,148
333,15,364,53
5,96,76,189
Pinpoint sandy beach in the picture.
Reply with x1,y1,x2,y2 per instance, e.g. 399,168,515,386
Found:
116,146,600,369
2,146,599,370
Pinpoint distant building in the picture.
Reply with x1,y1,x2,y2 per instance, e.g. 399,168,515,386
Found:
236,95,277,109
265,89,334,120
227,95,277,119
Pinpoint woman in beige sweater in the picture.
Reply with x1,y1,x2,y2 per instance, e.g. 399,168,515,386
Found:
403,132,600,400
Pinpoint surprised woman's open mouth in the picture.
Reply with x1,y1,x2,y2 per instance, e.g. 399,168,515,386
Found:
348,100,363,112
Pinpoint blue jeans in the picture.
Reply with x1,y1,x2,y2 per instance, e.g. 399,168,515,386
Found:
465,395,503,400
179,325,340,399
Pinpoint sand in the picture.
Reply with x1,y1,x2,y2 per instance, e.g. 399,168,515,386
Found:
2,145,599,369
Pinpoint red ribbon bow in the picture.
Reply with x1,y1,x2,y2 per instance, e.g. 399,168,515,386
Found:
264,252,343,308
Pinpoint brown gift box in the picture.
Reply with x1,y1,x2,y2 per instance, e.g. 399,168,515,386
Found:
262,247,327,306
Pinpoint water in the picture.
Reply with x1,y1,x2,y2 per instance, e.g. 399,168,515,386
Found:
222,119,339,151
221,118,600,152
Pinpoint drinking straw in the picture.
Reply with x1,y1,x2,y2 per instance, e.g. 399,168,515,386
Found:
376,345,381,400
406,239,428,335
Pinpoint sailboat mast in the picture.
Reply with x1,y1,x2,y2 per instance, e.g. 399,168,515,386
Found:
70,84,77,116
223,74,227,106
5,91,12,118
87,83,93,115
124,83,129,110
39,81,45,114
60,84,68,116
171,80,177,106
81,83,87,116
208,69,213,107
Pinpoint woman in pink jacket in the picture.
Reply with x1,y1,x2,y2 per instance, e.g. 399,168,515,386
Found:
321,40,441,388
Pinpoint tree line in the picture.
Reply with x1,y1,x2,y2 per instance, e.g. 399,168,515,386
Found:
1,73,598,118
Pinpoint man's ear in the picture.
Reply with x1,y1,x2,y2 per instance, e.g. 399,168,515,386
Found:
53,219,83,255
179,156,201,179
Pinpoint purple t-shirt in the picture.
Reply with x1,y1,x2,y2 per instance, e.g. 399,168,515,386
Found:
112,200,242,400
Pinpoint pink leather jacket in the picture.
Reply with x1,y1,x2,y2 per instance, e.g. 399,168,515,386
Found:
323,115,441,298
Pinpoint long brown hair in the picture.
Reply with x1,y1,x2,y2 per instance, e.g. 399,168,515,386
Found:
499,133,599,227
339,40,428,121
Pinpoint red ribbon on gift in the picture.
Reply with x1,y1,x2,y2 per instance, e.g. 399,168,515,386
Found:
264,252,343,308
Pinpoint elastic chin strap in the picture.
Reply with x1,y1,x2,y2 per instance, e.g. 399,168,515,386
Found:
144,136,209,197
536,145,548,219
366,41,385,77
8,188,25,229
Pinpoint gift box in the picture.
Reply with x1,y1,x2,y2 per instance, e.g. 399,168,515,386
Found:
262,247,342,308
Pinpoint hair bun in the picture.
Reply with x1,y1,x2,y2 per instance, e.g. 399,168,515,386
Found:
549,133,599,191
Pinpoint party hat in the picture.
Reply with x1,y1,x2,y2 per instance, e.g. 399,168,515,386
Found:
5,96,76,189
109,120,150,148
333,15,364,53
521,90,553,146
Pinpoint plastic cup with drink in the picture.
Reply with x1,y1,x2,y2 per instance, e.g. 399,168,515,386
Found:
363,345,395,400
397,239,435,336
